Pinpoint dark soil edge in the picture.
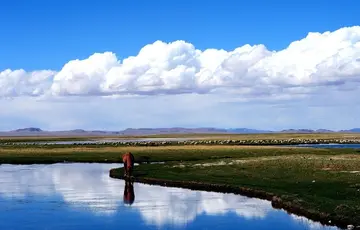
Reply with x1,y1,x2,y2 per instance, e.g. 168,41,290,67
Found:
109,168,359,230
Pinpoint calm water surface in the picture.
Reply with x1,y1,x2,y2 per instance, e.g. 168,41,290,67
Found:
293,144,360,149
0,163,340,230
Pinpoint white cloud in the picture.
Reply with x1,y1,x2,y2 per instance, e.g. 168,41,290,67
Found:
291,214,338,230
0,163,336,229
1,26,360,131
0,69,55,97
1,89,360,131
133,187,273,227
1,26,360,98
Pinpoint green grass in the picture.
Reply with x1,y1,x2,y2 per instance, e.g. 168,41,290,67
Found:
0,144,358,164
110,147,360,226
1,143,360,226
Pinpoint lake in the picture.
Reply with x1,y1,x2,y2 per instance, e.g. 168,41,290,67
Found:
292,144,360,149
0,163,340,230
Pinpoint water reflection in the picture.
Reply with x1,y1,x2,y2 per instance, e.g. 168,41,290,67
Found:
123,179,135,205
0,163,339,230
294,144,360,149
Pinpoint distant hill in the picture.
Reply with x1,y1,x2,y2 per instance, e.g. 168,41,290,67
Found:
120,127,229,135
315,129,335,133
340,128,360,133
279,129,334,133
0,127,359,136
12,127,43,132
227,128,273,133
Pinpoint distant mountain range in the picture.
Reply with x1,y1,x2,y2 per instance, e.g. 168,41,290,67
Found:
0,127,359,136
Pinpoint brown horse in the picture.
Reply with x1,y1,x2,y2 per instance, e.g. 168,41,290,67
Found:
122,152,135,177
123,179,135,205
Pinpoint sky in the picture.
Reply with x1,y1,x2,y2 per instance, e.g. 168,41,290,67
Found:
1,0,360,131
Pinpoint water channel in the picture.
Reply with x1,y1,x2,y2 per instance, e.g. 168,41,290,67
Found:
0,163,340,230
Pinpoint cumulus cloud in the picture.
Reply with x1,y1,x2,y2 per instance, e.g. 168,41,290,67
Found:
129,180,276,227
0,69,55,97
0,163,335,229
1,26,360,98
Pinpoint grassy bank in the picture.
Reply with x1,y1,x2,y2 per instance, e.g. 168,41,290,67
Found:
109,146,360,229
1,144,354,164
1,143,360,228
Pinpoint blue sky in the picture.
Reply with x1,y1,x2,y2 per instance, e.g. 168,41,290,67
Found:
0,0,360,131
1,0,358,70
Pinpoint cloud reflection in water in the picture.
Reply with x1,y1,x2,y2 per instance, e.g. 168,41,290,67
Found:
0,163,338,229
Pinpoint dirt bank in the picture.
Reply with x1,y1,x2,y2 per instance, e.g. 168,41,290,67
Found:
109,168,359,230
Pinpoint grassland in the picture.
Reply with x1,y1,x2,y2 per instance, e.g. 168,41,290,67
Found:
106,145,360,229
1,133,360,228
2,144,353,164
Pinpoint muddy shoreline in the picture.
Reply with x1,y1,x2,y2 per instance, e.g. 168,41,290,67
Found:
109,168,359,230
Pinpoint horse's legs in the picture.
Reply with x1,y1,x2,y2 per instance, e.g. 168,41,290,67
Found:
124,161,128,177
